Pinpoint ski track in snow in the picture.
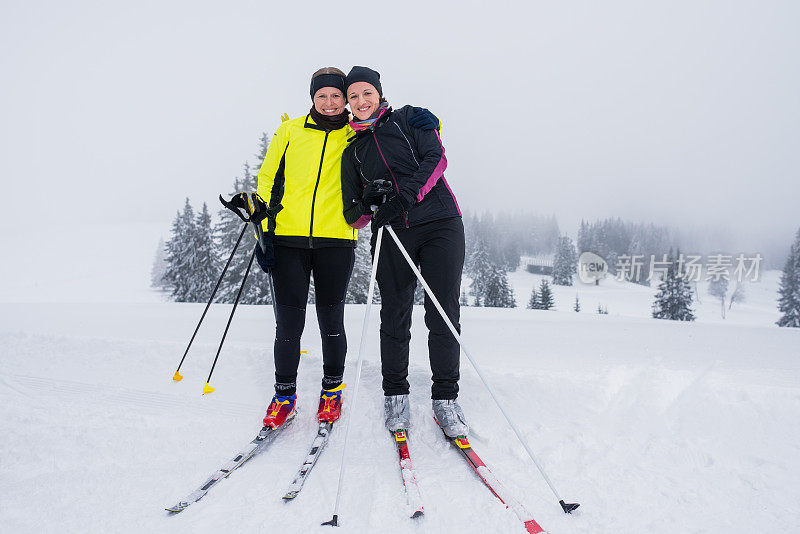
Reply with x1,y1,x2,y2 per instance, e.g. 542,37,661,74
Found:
1,289,799,533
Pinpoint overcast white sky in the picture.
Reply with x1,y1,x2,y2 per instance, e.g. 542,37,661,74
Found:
1,1,798,298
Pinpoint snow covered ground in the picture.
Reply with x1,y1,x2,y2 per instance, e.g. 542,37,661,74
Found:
1,270,798,533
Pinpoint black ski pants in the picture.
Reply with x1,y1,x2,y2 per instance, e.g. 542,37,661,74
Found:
270,245,354,395
371,217,465,400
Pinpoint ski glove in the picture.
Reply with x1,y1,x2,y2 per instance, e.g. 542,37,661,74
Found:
254,234,275,273
407,107,440,131
362,178,394,207
372,194,410,227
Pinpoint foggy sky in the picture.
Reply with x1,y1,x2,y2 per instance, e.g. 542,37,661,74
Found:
2,1,799,283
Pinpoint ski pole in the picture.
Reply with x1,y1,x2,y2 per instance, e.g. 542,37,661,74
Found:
172,222,249,381
323,225,384,527
250,204,278,322
202,247,256,395
384,226,579,514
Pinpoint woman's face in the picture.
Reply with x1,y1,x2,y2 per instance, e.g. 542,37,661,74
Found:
313,87,346,116
347,82,381,121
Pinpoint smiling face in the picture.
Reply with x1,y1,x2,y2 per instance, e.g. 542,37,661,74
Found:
347,82,381,121
313,87,346,116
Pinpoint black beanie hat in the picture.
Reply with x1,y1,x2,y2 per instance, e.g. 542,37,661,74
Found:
310,67,346,99
345,66,382,97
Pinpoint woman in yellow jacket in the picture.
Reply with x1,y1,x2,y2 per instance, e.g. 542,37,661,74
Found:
255,67,437,429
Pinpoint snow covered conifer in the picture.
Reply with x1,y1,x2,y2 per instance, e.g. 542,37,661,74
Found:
574,294,581,312
189,202,219,302
483,264,516,308
413,283,425,305
346,226,373,304
150,238,168,289
652,249,695,321
552,235,577,286
469,237,491,303
538,279,555,310
460,290,468,306
163,199,197,302
777,228,800,328
527,286,539,310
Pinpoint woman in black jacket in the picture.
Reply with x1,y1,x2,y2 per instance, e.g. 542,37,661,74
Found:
340,66,469,438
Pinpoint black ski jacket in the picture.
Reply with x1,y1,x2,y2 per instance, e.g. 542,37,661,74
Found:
341,105,461,231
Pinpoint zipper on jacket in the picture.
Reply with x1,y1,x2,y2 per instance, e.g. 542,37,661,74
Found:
372,129,410,228
308,130,330,247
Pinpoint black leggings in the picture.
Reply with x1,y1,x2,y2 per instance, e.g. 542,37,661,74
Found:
270,245,354,395
371,217,465,400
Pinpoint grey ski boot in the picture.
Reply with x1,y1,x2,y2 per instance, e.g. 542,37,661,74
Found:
432,399,469,438
384,394,411,431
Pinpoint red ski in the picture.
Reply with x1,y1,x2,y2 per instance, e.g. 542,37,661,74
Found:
391,430,424,518
438,422,545,533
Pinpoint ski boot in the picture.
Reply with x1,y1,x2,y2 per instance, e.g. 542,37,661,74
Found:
384,394,411,432
262,393,296,429
317,383,346,423
432,399,468,438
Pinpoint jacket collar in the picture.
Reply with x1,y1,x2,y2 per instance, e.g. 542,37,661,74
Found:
303,114,329,131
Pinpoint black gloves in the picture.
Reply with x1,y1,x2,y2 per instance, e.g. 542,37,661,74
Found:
407,107,439,130
373,194,410,227
254,234,275,273
362,178,394,207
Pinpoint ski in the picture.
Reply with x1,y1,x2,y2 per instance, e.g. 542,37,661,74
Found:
437,421,545,534
165,415,295,513
282,421,334,500
392,430,425,518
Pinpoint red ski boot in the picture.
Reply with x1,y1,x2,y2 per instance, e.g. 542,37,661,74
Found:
262,393,296,429
316,384,346,423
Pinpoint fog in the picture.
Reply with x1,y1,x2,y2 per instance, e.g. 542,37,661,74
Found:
1,1,798,287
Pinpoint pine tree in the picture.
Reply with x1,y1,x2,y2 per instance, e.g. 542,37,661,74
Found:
527,286,539,310
346,226,373,304
189,202,219,302
777,228,800,328
538,279,555,310
150,238,168,289
460,290,468,306
574,294,581,312
708,276,729,319
469,237,492,303
163,199,197,302
214,167,272,305
552,235,577,286
652,249,695,321
413,283,425,305
483,264,516,308
254,132,270,171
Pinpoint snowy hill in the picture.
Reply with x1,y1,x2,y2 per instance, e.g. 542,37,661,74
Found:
1,267,798,534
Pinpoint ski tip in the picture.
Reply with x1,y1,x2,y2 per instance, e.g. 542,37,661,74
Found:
172,371,183,382
411,510,424,519
559,500,580,514
321,514,339,527
282,492,297,501
523,519,546,533
165,503,187,513
202,383,215,395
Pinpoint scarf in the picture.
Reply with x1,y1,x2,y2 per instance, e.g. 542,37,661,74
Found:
309,106,350,130
349,101,390,132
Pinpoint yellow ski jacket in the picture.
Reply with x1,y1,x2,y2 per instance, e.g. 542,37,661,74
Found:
257,114,357,248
